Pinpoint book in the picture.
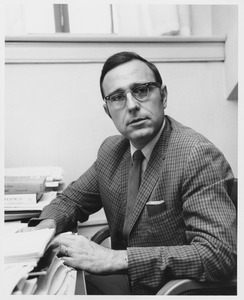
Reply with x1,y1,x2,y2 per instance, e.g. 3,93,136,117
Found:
4,176,46,195
4,191,57,221
5,167,64,189
5,166,63,181
4,193,43,207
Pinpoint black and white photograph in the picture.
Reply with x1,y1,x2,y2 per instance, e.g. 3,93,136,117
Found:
2,0,240,298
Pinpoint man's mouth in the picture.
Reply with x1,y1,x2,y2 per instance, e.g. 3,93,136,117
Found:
129,117,148,125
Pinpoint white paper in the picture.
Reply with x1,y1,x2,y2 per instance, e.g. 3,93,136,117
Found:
4,228,55,263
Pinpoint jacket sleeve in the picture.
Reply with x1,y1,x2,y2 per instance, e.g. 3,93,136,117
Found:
127,141,237,295
36,161,102,233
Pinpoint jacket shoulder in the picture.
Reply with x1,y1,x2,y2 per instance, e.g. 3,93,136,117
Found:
98,135,130,160
166,116,231,170
167,116,213,146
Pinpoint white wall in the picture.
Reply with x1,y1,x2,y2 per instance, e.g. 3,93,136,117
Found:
5,62,118,185
5,35,237,186
191,5,212,36
162,61,237,174
212,5,238,100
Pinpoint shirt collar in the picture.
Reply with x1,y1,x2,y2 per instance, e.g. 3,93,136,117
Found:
130,118,166,162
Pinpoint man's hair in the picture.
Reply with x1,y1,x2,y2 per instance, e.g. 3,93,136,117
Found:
100,51,163,98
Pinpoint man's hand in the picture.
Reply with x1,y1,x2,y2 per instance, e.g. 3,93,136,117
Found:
16,219,57,233
51,233,128,275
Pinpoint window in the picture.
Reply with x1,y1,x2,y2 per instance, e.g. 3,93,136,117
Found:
5,3,191,37
5,3,56,35
5,3,114,35
68,4,113,34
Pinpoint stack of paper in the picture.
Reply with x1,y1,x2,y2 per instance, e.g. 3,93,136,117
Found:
4,228,79,295
4,228,55,264
4,175,47,211
4,167,63,220
4,228,55,294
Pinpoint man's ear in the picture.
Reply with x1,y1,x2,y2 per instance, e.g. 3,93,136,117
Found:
103,103,111,118
161,85,168,109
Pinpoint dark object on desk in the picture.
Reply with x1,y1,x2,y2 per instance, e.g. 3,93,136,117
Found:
91,178,237,295
4,210,41,221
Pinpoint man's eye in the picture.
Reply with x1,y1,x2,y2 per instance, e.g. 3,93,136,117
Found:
111,94,124,102
134,86,148,95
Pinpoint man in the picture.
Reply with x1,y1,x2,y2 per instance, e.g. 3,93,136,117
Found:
24,52,236,295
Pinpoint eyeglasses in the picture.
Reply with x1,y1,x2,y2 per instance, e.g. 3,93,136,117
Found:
104,82,161,109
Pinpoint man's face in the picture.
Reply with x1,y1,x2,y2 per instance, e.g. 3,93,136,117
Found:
102,60,167,149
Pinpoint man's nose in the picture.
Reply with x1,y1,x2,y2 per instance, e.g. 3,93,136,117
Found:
126,92,140,111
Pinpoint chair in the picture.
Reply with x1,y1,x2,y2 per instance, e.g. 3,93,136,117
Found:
91,178,237,295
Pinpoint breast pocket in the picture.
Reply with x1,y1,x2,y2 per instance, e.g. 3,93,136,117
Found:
146,200,166,217
148,207,186,246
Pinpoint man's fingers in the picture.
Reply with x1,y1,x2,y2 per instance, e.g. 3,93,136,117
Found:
61,257,78,269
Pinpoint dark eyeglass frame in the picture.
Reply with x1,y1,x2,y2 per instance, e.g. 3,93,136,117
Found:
103,82,162,109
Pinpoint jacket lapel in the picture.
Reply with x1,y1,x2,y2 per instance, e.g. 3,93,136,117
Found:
128,117,172,237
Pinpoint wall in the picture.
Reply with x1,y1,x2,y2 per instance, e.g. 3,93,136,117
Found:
5,36,237,190
191,5,212,36
212,5,238,100
5,60,117,184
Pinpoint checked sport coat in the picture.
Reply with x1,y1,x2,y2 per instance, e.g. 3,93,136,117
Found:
38,115,237,295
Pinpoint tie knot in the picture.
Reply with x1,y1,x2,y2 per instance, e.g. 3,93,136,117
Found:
133,150,144,162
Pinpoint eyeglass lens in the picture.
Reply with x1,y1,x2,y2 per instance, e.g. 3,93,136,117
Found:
107,82,160,108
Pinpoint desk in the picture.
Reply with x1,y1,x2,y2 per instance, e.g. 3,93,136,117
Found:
4,221,87,295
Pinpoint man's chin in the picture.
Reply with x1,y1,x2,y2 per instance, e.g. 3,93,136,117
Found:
127,129,153,147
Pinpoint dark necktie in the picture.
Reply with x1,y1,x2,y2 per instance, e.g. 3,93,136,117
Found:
123,150,144,241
